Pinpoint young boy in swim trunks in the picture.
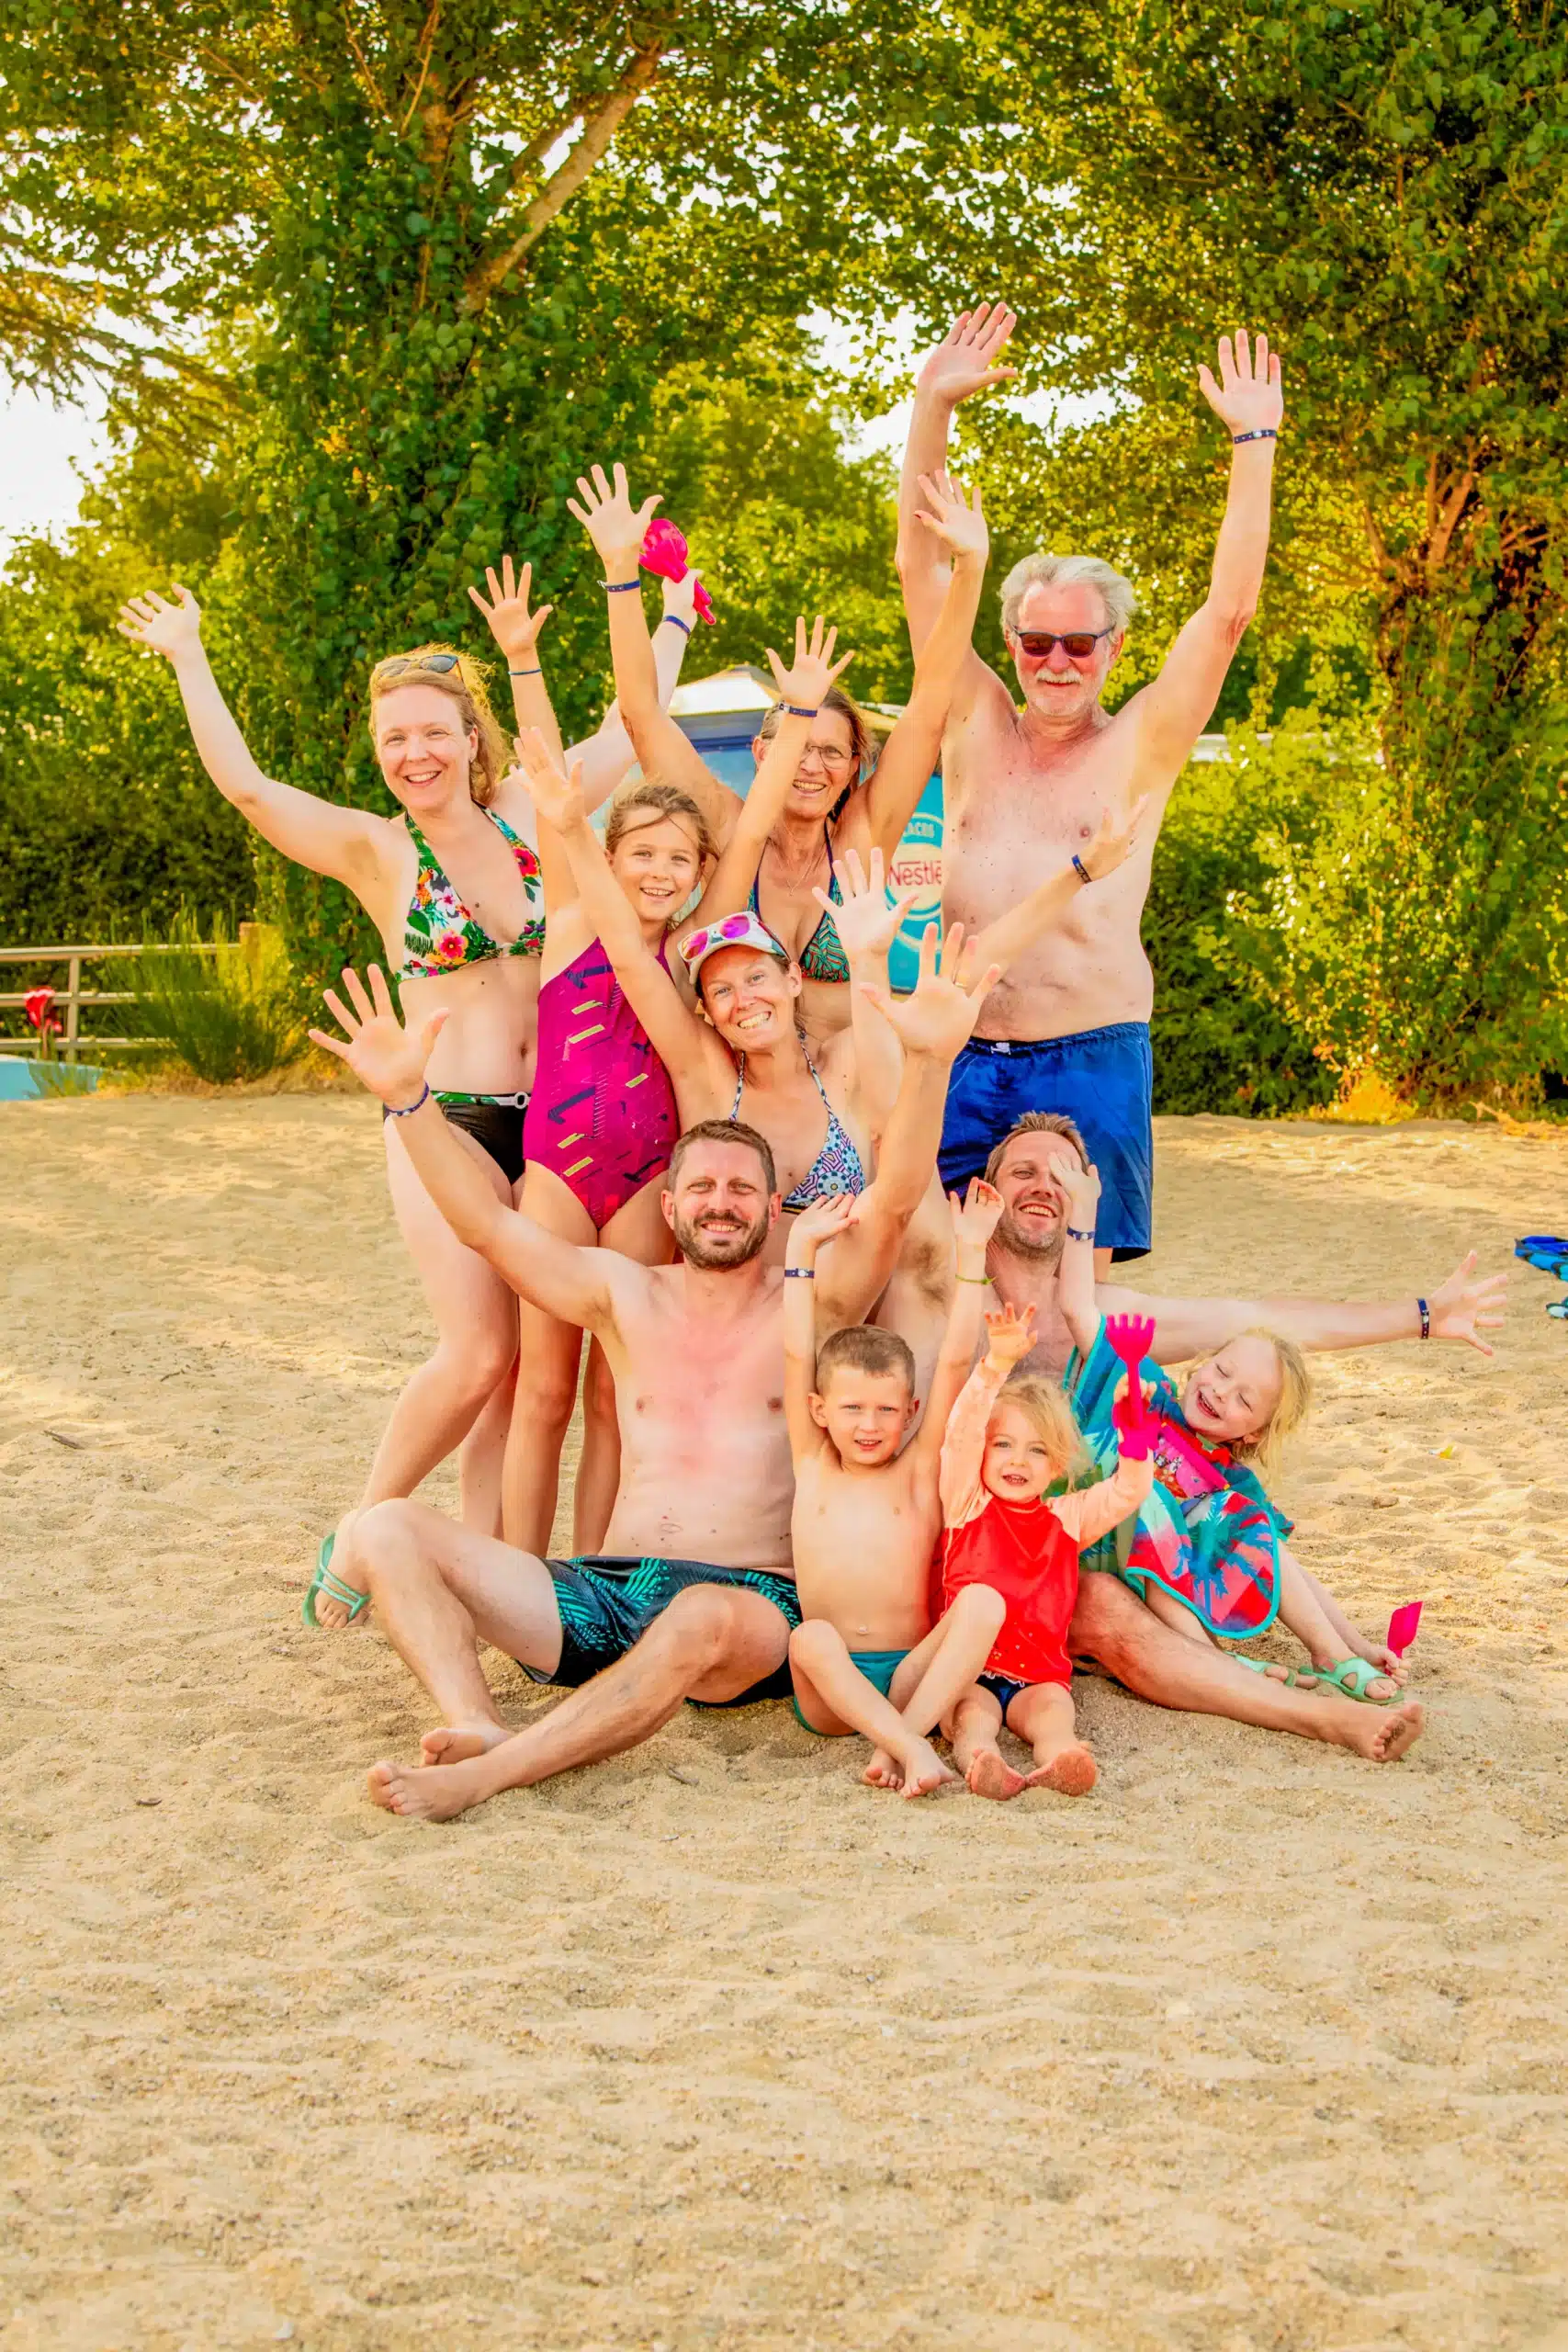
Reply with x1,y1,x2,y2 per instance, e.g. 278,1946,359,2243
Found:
784,1182,1016,1796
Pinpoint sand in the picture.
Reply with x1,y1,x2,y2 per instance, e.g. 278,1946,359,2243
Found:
3,1093,1568,2352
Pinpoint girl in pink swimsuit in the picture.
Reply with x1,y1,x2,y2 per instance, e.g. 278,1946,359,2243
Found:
506,780,716,1556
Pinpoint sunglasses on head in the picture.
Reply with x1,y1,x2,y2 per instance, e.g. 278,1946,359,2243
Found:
374,651,461,681
1012,627,1114,659
681,912,765,963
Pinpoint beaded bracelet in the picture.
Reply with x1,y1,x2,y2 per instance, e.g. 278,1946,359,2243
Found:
662,614,692,636
1232,428,1278,446
1417,1295,1431,1340
602,578,642,593
387,1084,431,1119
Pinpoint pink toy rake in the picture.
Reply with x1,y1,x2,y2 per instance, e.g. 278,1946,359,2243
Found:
640,518,716,624
1104,1314,1159,1462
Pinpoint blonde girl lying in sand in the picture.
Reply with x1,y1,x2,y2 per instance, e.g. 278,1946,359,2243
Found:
1052,1152,1412,1704
934,1302,1156,1800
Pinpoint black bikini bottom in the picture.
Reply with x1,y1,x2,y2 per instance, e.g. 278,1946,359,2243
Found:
383,1090,529,1188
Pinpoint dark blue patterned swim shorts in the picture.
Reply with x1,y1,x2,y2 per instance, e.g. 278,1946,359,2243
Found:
520,1554,801,1705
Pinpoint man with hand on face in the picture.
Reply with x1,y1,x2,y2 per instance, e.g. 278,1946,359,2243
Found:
897,302,1284,1271
308,928,998,1822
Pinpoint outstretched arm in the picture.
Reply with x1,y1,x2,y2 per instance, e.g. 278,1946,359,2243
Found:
821,846,919,1134
569,461,743,845
309,967,622,1331
1129,331,1283,776
784,1194,858,1464
964,796,1148,980
1098,1250,1508,1364
863,472,988,856
568,571,696,812
897,304,1017,661
912,1182,1006,1464
118,588,382,885
1052,1155,1103,1356
936,1301,1034,1521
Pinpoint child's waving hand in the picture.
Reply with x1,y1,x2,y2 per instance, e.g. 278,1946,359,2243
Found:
791,1191,861,1252
950,1176,1005,1251
984,1300,1036,1370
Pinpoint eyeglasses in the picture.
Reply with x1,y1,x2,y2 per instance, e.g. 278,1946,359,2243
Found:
373,651,461,680
1011,628,1114,659
797,741,854,767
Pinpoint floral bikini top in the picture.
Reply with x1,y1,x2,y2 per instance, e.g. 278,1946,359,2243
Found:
399,808,546,979
730,1047,866,1212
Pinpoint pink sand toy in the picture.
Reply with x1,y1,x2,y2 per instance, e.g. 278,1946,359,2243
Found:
1386,1602,1423,1658
1104,1314,1160,1461
640,518,716,624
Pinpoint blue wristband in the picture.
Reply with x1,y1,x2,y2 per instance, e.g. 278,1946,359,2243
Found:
783,1266,816,1279
661,614,692,637
1066,1225,1095,1243
386,1083,431,1119
782,704,819,719
1232,428,1278,445
1072,854,1092,886
603,578,642,593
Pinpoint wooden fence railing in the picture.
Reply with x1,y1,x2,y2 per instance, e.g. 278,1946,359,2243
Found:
0,942,224,1063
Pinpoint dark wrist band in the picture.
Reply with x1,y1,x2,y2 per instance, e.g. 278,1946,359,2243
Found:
387,1083,431,1119
1232,428,1278,445
1417,1296,1431,1340
784,1265,815,1279
1072,854,1092,886
509,665,542,677
661,613,692,636
602,577,642,593
781,703,819,719
1066,1225,1095,1243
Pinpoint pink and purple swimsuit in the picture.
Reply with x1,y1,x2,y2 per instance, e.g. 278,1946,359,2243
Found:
523,940,678,1228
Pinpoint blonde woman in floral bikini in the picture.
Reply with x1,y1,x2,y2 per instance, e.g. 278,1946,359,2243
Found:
116,575,688,1621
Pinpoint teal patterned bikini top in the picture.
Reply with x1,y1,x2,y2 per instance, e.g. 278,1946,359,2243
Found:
399,808,546,979
748,824,851,984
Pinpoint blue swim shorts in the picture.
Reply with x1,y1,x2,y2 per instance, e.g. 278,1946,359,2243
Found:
791,1645,908,1735
522,1555,801,1705
937,1020,1153,1261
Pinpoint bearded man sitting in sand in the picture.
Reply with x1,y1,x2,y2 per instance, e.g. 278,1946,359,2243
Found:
308,935,997,1821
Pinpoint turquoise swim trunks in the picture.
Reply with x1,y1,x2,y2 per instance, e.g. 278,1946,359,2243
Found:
792,1645,908,1734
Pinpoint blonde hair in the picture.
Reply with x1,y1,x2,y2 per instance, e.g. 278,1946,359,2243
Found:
985,1110,1089,1187
999,552,1136,639
989,1375,1088,1487
604,779,715,866
368,646,507,808
1226,1329,1313,1472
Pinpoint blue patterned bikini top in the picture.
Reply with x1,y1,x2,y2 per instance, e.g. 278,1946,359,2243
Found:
730,1047,866,1212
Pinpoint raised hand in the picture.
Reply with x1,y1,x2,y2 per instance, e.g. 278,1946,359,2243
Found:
911,472,989,566
508,727,589,833
1197,330,1284,438
308,965,446,1107
1047,1149,1100,1231
950,1176,1005,1252
983,1299,1036,1369
1426,1250,1508,1357
791,1190,861,1254
1078,794,1151,882
468,555,553,663
662,567,702,632
117,583,204,662
916,302,1020,407
567,461,661,570
818,844,919,964
764,614,855,712
858,921,1001,1065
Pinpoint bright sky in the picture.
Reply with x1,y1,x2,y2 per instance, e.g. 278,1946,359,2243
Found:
0,384,108,548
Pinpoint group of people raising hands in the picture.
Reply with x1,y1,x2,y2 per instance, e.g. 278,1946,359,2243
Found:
117,305,1507,1814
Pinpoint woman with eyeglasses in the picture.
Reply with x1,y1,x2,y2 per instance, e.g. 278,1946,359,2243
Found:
115,580,688,1626
569,462,990,1049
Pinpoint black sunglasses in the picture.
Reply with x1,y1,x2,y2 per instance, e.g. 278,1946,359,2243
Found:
374,651,461,680
1012,627,1114,659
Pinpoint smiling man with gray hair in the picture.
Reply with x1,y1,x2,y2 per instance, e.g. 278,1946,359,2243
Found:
897,303,1284,1267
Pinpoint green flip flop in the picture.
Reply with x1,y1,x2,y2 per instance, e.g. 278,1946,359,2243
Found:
301,1532,370,1629
1313,1656,1401,1705
1235,1656,1321,1690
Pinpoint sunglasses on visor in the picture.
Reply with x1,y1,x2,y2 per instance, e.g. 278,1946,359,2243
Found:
1012,627,1115,659
373,651,461,680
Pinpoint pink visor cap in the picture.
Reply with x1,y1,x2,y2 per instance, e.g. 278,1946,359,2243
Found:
677,910,791,984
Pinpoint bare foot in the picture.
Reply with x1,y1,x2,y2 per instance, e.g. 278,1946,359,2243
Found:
1324,1698,1426,1763
420,1723,512,1768
894,1737,958,1801
863,1747,901,1789
1023,1743,1098,1796
966,1749,1026,1801
367,1757,488,1823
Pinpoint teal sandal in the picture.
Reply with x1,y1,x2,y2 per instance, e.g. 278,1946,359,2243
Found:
1312,1656,1401,1705
301,1532,370,1629
1235,1656,1321,1690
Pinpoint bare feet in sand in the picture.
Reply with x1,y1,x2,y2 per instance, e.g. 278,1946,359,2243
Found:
966,1749,1026,1801
1328,1698,1425,1762
861,1737,955,1798
420,1723,512,1769
1022,1743,1098,1796
367,1756,491,1823
863,1746,901,1788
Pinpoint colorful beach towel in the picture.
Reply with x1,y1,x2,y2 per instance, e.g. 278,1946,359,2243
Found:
1065,1315,1289,1639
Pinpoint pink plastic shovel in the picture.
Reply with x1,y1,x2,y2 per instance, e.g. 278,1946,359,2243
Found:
640,517,716,624
1386,1601,1423,1658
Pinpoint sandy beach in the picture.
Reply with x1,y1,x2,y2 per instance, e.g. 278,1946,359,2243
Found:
4,1091,1567,2352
